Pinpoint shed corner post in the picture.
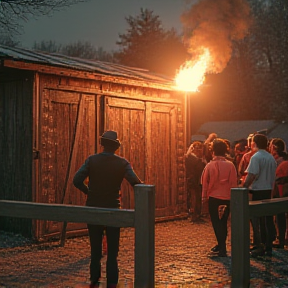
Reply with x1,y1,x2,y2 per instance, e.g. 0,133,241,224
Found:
134,184,155,288
231,187,250,288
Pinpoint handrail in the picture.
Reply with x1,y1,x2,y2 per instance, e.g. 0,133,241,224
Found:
0,184,155,288
230,187,288,288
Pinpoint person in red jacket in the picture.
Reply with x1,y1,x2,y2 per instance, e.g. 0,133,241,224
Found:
270,138,288,248
238,133,255,185
201,138,237,257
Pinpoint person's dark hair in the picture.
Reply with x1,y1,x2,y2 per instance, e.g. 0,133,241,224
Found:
212,138,228,156
235,143,246,153
252,134,268,150
273,138,286,157
100,138,120,152
204,133,217,144
186,141,204,157
223,139,231,149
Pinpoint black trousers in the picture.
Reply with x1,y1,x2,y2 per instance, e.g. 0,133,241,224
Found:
87,224,120,285
277,212,287,245
187,183,202,219
250,189,276,250
209,197,230,253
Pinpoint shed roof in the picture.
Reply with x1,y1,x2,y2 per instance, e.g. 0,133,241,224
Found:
194,120,286,143
0,45,177,90
267,121,288,148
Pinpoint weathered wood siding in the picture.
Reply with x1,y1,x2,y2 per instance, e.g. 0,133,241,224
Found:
104,97,185,217
105,96,145,209
149,103,177,217
0,67,186,240
38,75,96,238
0,69,33,237
38,73,186,237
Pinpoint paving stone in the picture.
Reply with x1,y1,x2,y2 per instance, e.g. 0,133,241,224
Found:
1,217,288,287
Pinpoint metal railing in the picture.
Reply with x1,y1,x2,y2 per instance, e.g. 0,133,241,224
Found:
0,184,155,288
231,187,288,288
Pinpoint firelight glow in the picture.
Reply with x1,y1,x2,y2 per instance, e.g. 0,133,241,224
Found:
175,49,211,92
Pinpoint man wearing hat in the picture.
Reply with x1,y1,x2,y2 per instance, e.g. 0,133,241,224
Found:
73,130,142,288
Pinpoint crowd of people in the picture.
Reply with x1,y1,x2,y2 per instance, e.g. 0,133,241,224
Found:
71,129,287,287
185,132,288,258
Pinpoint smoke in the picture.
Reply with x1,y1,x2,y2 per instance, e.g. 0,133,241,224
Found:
181,0,253,74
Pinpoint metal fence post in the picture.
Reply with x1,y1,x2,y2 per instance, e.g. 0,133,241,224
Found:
231,187,250,288
134,184,155,288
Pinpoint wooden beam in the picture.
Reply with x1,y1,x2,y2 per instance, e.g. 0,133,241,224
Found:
0,184,156,286
134,184,155,288
0,200,134,227
60,94,85,246
231,188,250,288
249,197,288,217
145,102,152,185
50,85,183,105
3,59,175,91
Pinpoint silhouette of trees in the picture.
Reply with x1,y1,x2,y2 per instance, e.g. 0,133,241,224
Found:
32,40,115,62
226,0,288,122
32,40,62,53
0,36,19,47
189,0,288,131
246,0,288,120
115,8,188,76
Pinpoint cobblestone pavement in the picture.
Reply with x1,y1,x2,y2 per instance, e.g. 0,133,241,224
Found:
1,217,288,288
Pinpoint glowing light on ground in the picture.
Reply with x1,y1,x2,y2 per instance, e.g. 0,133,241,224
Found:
175,49,210,92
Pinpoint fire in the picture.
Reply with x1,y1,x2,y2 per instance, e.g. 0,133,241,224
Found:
175,49,210,92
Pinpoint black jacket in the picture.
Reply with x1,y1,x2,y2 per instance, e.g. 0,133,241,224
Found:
73,152,142,208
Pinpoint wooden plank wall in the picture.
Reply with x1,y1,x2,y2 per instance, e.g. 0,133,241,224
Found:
105,97,145,209
0,70,186,239
176,106,186,213
39,74,187,220
0,69,34,236
38,76,96,238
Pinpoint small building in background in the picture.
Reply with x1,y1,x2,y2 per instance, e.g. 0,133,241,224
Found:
0,45,187,240
194,120,288,147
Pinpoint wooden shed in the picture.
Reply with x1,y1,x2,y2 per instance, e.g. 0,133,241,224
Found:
0,45,187,240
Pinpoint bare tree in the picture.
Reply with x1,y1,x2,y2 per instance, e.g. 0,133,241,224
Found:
32,40,115,62
32,40,62,53
0,0,88,39
232,0,288,121
191,0,288,126
0,35,19,47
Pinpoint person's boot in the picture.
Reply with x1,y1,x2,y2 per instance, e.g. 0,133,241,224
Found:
250,243,265,257
210,245,219,252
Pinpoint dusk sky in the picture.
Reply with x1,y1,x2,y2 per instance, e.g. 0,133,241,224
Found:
19,0,193,52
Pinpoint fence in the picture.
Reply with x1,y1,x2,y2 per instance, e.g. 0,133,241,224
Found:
0,184,155,288
230,187,288,288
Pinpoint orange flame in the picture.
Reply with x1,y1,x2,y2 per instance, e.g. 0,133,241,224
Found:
175,49,210,92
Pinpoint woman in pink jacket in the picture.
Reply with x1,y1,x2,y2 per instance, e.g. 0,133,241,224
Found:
201,138,237,257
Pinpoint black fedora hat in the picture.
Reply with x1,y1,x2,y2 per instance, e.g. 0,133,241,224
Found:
100,130,121,145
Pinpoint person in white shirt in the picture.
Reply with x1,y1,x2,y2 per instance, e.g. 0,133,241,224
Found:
243,133,277,257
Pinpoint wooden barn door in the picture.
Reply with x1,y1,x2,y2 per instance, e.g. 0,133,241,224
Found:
104,97,145,209
39,89,96,238
104,96,178,217
145,103,178,217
